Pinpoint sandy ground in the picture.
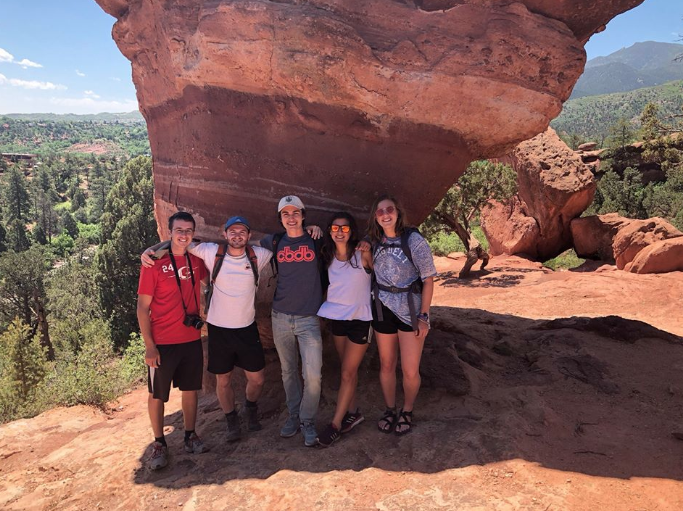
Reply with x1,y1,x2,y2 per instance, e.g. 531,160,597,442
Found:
1,254,682,511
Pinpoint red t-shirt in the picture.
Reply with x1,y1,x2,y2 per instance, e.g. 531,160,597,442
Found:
137,253,208,345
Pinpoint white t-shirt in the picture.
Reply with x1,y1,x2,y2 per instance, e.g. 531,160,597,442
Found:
317,251,372,321
190,243,272,329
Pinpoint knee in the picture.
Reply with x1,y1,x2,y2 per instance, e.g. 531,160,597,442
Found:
216,374,232,388
340,369,357,385
379,358,397,374
402,368,421,382
250,374,265,388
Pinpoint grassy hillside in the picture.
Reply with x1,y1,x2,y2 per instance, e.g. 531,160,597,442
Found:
551,80,683,141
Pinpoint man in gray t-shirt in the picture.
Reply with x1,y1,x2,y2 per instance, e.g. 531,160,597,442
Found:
261,195,323,447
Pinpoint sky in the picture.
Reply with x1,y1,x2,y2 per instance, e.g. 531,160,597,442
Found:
0,0,681,115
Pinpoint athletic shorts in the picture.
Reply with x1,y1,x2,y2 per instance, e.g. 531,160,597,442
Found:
147,339,203,402
207,322,265,374
327,319,372,345
371,301,414,334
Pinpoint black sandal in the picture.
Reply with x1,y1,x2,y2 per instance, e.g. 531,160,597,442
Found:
395,409,413,436
377,408,397,434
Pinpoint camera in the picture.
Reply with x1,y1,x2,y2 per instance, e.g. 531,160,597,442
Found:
183,314,205,330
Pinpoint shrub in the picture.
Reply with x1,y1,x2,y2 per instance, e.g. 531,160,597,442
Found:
543,249,585,271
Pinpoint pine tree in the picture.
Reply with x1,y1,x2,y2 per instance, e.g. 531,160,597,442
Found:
6,219,30,252
62,212,79,239
2,166,31,222
0,319,47,402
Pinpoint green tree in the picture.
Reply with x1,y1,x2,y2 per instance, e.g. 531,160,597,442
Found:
0,247,53,357
423,160,517,277
607,117,635,151
62,212,79,238
597,168,648,218
640,102,663,141
95,156,156,346
0,319,47,405
6,219,30,252
2,166,31,221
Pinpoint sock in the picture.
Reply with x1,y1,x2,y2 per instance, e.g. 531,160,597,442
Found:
155,436,167,447
184,430,194,441
225,410,237,421
245,399,257,409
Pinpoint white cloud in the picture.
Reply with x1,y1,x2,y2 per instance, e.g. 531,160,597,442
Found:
110,77,121,82
0,47,43,68
0,74,66,90
16,58,42,69
0,48,14,63
76,69,86,77
49,96,139,113
84,90,101,99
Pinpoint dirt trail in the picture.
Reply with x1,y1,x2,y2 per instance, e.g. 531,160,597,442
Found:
1,255,682,511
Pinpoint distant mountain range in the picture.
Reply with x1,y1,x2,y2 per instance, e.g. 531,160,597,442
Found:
571,41,683,99
2,111,144,123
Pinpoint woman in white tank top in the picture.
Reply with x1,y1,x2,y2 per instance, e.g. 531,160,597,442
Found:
316,212,373,447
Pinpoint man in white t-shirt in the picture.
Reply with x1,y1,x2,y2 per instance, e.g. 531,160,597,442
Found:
143,216,272,443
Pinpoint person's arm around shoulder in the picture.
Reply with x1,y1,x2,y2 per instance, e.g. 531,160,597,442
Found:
137,294,161,368
361,248,373,271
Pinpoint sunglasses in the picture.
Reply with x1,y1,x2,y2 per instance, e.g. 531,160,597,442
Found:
375,205,396,217
330,224,351,233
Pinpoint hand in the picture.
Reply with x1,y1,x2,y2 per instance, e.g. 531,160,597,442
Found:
307,225,323,239
416,318,430,339
145,346,161,368
141,249,156,268
356,240,371,252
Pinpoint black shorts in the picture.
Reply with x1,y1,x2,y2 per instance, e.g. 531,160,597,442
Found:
371,301,414,334
328,319,372,345
148,339,203,402
207,322,265,374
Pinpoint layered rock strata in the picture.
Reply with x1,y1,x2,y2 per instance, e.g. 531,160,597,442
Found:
94,0,642,236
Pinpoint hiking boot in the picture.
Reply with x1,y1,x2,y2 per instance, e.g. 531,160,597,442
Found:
226,412,241,442
280,414,300,438
245,404,262,432
302,421,318,447
149,441,168,470
340,410,365,434
184,432,207,454
318,423,341,448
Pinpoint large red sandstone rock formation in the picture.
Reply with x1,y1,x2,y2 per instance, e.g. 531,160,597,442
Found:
571,213,683,273
94,0,642,237
481,128,596,260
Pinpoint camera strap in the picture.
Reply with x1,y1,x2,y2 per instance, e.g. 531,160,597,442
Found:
168,252,200,315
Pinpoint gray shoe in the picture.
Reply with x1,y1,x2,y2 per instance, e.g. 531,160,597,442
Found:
149,441,168,470
245,405,262,432
302,421,318,447
280,414,300,438
184,432,208,454
226,412,241,442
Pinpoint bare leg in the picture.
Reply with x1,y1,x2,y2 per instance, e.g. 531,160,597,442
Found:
215,372,235,413
376,332,399,409
395,330,426,433
148,394,165,438
181,390,198,431
331,340,368,428
244,369,265,402
333,334,358,412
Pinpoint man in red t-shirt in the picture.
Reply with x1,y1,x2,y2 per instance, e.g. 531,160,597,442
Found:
137,211,209,471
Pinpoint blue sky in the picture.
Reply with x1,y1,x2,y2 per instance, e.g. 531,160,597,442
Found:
0,0,681,115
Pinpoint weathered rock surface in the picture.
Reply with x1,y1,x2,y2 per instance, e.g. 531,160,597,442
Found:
482,128,596,259
571,213,683,273
626,236,683,274
94,0,642,237
613,217,683,269
571,213,631,262
3,254,683,511
480,196,539,257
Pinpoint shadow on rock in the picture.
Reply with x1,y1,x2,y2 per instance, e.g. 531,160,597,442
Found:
133,307,683,487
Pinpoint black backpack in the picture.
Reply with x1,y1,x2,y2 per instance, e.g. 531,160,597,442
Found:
372,227,423,329
204,243,259,314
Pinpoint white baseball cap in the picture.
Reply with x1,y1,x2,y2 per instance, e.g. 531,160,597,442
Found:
278,195,305,212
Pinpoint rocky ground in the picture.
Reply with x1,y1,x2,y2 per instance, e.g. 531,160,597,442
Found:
1,254,682,511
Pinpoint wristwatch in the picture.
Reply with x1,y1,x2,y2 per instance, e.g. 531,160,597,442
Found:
417,312,430,323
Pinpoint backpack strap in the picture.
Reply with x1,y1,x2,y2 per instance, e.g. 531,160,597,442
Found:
205,243,228,314
269,232,286,277
246,245,259,288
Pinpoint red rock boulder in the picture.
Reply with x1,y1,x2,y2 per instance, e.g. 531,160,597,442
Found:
482,128,596,260
613,218,683,270
570,213,631,262
480,197,539,257
93,0,642,237
626,237,683,274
